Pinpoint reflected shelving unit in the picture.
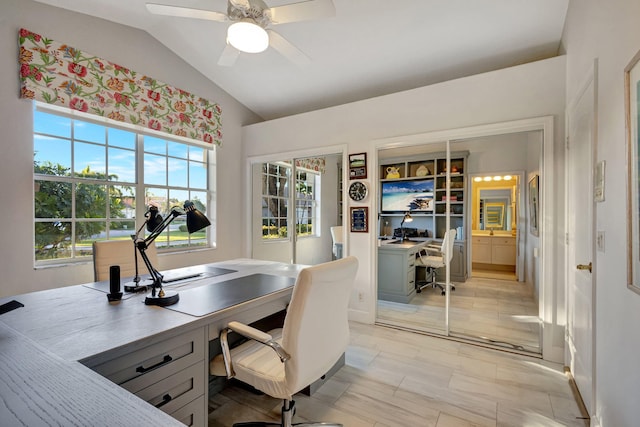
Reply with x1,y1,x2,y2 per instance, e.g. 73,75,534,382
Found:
379,151,468,281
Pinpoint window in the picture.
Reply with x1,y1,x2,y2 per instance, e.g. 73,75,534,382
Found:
261,163,290,239
294,169,318,236
260,162,319,239
33,106,214,264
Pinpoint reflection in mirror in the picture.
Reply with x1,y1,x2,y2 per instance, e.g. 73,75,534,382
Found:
472,178,517,233
484,200,506,230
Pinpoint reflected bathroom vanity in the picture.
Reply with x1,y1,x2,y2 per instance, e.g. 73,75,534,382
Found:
471,178,519,273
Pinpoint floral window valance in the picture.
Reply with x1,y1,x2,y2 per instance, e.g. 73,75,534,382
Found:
19,28,222,145
295,157,326,174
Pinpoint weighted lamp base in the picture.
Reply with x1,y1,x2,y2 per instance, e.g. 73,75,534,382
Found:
144,290,179,306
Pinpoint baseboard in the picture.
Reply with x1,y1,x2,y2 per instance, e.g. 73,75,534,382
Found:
348,308,374,324
564,366,591,426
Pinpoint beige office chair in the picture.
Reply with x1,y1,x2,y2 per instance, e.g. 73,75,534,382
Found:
92,239,158,281
210,256,359,427
415,229,456,295
330,225,343,259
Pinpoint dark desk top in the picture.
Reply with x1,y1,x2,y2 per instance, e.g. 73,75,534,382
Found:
166,273,295,317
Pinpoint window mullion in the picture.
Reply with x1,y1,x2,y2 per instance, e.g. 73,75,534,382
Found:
135,133,145,230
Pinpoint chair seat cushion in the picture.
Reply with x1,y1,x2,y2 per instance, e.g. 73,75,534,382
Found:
210,328,292,400
416,255,445,268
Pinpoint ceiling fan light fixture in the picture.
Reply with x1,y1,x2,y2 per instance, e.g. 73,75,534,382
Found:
227,19,269,53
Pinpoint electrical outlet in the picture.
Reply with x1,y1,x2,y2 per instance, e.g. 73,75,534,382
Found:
358,291,365,302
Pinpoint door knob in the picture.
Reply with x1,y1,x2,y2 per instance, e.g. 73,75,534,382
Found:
576,262,592,273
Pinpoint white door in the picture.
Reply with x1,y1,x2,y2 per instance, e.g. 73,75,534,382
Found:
566,68,596,413
251,162,293,263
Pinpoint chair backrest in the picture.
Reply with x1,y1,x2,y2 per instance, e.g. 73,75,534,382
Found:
441,229,457,263
281,256,358,394
330,226,343,244
92,240,159,281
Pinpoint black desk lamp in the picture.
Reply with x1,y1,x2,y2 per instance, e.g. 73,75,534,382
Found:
123,216,154,293
400,211,413,241
134,200,211,307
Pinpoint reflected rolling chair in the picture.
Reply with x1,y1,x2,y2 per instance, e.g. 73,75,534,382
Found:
330,225,343,259
415,229,457,295
210,256,359,427
92,239,158,281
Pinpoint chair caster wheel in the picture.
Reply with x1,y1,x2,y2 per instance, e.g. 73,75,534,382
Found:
441,291,446,295
416,289,421,293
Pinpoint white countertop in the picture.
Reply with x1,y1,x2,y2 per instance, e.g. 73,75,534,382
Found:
378,238,428,250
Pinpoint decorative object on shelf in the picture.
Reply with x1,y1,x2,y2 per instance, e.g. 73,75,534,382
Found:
348,181,368,201
350,207,368,232
625,48,640,294
134,201,211,306
415,164,430,176
385,166,401,179
528,175,539,237
349,152,367,179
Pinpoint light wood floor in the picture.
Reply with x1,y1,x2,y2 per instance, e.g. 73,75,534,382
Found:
376,272,540,353
208,322,586,426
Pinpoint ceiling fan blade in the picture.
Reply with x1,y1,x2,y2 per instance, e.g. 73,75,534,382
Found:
146,3,229,22
267,30,311,67
217,43,240,67
267,0,336,25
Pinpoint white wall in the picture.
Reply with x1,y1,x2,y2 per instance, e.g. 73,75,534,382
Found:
0,0,259,297
563,0,640,425
243,56,566,358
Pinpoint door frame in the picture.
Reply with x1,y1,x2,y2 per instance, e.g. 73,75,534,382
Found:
245,145,348,263
371,115,562,362
467,170,526,282
564,59,598,418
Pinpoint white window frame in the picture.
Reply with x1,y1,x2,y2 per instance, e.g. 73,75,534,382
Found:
260,161,320,241
33,104,216,266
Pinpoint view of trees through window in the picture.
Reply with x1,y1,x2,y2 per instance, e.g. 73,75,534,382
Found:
261,162,318,239
33,107,212,263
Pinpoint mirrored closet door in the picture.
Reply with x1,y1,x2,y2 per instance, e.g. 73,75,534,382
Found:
251,153,343,266
376,132,542,355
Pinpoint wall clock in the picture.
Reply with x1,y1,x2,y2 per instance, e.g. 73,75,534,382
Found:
349,181,368,201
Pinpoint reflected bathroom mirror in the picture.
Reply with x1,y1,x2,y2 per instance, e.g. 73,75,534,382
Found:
484,199,507,230
471,176,518,234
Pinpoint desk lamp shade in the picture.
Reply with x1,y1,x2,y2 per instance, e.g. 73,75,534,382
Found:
184,201,211,232
146,205,164,232
401,212,413,226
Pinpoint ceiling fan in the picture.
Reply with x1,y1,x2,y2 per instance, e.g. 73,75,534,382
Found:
146,0,335,67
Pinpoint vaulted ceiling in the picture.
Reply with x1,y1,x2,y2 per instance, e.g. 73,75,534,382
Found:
34,0,569,120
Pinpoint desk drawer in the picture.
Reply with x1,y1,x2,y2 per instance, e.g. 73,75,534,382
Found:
407,266,415,293
407,253,415,269
171,395,205,427
134,362,204,416
91,327,205,392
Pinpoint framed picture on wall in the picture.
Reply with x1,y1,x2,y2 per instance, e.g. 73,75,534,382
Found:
528,175,539,237
625,48,640,294
350,207,368,233
349,152,367,179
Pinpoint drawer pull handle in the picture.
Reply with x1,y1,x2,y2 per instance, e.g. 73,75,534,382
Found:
136,355,172,373
155,393,172,408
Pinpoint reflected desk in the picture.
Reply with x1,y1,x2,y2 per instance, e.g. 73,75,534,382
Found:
0,258,303,427
378,239,428,303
